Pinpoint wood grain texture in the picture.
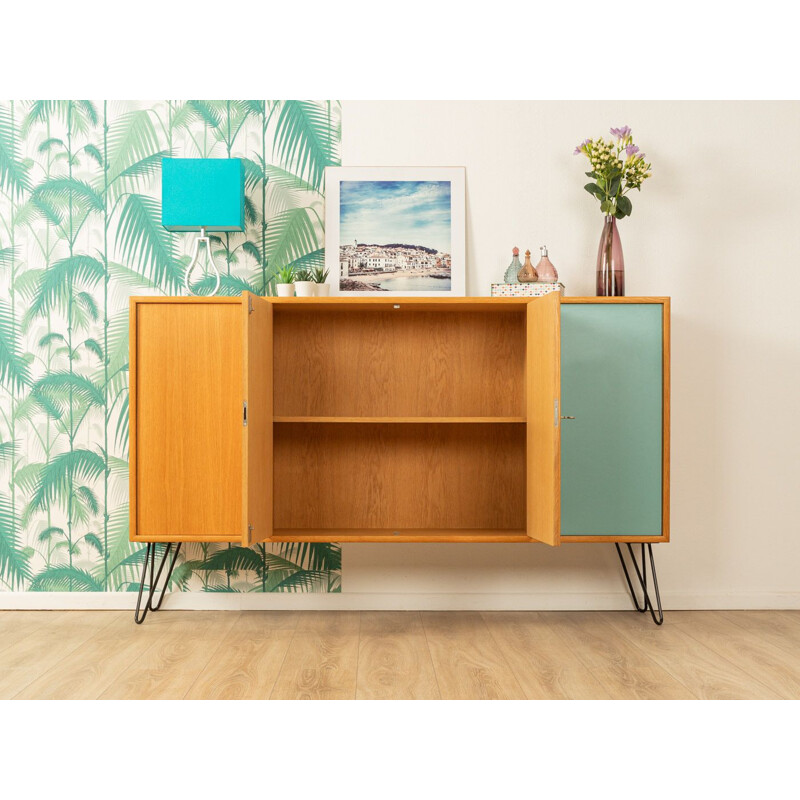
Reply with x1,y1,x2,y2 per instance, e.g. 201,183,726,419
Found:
15,611,175,700
674,611,800,698
778,610,800,628
129,294,669,547
481,611,611,699
356,612,440,700
269,297,532,311
4,610,800,700
421,611,526,699
185,611,298,700
599,612,781,700
0,611,118,699
272,529,529,542
131,299,243,542
273,308,526,418
243,293,273,545
99,611,239,700
274,422,526,532
270,611,361,700
545,612,697,699
0,611,62,655
129,299,139,540
526,292,561,545
273,416,526,423
717,610,800,666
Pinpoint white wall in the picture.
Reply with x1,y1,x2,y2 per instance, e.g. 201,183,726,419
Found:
338,100,800,609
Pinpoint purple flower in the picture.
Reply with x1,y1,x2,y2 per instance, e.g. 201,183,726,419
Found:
625,144,639,156
610,125,632,140
573,138,591,155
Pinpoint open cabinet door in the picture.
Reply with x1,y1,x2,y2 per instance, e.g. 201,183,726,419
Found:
242,292,273,545
526,292,561,545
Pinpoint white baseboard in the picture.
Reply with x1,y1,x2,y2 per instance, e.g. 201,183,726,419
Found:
1,591,799,611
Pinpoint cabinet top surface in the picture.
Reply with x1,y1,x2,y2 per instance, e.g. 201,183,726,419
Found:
130,295,670,307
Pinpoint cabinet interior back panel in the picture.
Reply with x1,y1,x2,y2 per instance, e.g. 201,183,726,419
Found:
273,309,526,417
273,422,526,531
560,304,663,536
135,303,243,539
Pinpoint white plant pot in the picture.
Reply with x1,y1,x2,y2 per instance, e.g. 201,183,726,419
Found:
316,283,331,297
294,281,316,297
276,283,295,297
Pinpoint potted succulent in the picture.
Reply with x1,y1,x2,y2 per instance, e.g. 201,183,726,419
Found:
311,265,331,296
294,268,316,297
275,265,296,297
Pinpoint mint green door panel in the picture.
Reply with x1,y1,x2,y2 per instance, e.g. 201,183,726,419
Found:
560,304,663,536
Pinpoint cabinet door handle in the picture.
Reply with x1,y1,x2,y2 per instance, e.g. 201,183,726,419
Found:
560,415,576,420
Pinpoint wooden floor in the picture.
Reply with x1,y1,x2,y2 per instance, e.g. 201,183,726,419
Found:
1,609,799,700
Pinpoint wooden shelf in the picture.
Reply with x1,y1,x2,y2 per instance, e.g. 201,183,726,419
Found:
274,416,526,424
272,528,530,543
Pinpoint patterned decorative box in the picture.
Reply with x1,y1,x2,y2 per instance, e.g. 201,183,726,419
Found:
490,282,566,297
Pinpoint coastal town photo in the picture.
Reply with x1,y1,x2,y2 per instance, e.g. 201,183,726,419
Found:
338,180,452,292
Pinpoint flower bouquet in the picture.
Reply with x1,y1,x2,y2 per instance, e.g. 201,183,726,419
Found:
574,126,653,295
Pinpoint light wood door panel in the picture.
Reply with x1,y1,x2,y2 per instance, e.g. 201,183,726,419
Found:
131,299,243,541
243,293,273,545
526,293,561,545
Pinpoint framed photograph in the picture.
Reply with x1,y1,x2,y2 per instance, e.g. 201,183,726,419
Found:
324,166,466,296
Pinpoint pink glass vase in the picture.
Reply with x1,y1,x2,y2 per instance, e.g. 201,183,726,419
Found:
596,215,625,296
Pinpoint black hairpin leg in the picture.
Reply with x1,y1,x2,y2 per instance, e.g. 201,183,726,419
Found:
615,542,664,625
134,542,182,624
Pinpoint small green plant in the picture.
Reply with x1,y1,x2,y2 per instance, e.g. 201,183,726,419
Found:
311,265,330,284
294,268,312,282
275,265,296,284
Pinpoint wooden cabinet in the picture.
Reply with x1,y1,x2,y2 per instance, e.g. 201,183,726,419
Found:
129,293,669,547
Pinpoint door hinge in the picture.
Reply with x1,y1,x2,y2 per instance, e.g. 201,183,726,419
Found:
248,295,254,314
243,400,248,426
554,399,559,428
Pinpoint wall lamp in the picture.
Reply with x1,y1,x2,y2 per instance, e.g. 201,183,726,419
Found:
161,158,245,296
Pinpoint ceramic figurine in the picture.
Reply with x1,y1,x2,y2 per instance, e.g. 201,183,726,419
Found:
517,249,538,282
535,245,558,282
504,247,522,284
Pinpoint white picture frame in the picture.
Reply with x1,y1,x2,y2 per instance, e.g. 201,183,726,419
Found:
324,166,466,297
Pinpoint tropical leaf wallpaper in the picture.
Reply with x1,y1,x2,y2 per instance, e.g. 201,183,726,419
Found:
0,100,342,593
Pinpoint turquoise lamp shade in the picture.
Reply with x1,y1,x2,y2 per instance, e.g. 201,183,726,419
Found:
161,158,244,232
